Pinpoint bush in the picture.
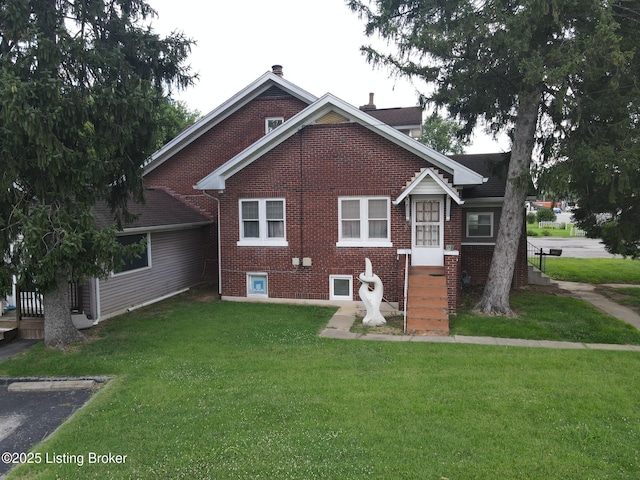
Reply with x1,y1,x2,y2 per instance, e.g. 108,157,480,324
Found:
536,208,557,223
526,212,537,224
542,229,552,236
527,229,539,236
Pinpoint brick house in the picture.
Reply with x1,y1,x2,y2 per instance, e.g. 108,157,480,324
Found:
143,66,528,334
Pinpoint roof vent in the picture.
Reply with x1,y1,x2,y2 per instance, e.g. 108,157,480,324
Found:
271,65,284,77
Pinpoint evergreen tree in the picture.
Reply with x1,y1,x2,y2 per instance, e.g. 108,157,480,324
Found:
0,0,194,349
348,0,634,314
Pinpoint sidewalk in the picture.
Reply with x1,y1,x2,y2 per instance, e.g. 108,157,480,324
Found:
319,283,640,352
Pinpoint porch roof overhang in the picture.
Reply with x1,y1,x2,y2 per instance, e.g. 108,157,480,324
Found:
393,167,465,206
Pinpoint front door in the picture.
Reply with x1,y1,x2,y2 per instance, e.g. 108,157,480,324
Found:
412,196,444,266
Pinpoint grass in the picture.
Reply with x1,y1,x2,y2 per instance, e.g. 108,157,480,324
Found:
597,286,640,317
452,291,640,345
544,257,640,284
1,289,639,479
526,224,575,238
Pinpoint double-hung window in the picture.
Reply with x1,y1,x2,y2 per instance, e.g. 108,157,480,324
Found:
337,197,392,247
239,199,287,246
466,212,494,238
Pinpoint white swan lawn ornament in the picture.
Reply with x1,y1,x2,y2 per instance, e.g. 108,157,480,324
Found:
358,258,386,326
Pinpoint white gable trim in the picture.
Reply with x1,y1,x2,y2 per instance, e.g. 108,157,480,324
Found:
394,168,464,205
143,72,317,175
194,93,485,191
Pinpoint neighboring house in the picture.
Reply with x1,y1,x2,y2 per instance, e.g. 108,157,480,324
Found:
143,65,528,334
84,187,213,322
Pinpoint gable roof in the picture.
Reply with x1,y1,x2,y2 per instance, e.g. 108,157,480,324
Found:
365,106,422,130
194,93,486,191
93,188,213,233
143,71,318,175
394,167,463,205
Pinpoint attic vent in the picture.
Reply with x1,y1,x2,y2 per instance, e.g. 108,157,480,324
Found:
315,111,349,124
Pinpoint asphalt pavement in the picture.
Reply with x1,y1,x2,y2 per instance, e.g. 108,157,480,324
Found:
528,211,621,259
0,380,96,478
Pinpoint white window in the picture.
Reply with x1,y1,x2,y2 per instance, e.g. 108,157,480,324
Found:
265,117,284,133
337,197,392,247
238,199,288,246
247,273,268,297
330,275,353,301
467,212,494,238
113,233,151,276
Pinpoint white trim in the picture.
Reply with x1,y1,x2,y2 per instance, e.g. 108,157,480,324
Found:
336,241,394,248
394,167,464,206
112,232,151,277
238,198,288,246
329,275,353,301
145,72,317,175
247,272,268,297
194,93,485,191
265,117,284,134
466,211,494,238
337,196,391,246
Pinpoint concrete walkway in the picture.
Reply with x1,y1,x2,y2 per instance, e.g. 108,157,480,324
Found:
319,284,640,352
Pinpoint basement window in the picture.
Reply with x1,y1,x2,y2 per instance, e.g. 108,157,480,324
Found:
330,275,353,301
247,273,268,297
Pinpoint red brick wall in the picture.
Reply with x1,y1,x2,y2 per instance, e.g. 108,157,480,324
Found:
460,217,528,291
144,94,310,288
210,123,472,305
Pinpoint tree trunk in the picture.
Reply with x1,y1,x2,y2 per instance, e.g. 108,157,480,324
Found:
474,91,539,316
43,270,85,350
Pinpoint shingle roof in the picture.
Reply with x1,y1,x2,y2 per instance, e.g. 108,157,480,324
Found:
93,188,213,231
449,153,510,199
365,107,422,128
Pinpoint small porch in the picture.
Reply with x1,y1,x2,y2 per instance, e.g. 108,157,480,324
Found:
0,284,86,340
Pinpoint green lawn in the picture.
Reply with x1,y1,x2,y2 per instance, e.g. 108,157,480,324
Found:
544,257,640,284
452,291,640,344
1,291,639,479
526,223,575,238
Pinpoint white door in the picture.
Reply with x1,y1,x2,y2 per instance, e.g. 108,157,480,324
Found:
411,196,444,266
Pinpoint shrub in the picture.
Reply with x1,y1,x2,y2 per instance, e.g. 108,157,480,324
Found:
527,229,539,236
526,212,537,224
542,229,552,236
536,208,557,223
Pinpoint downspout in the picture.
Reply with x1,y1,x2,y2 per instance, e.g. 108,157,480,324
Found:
403,252,409,333
202,191,222,296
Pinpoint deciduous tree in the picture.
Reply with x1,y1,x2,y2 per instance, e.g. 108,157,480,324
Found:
0,0,194,349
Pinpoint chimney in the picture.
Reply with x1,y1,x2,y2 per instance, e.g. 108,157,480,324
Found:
359,92,376,111
271,65,284,77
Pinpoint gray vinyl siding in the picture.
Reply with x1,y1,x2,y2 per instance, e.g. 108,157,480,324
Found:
98,228,205,318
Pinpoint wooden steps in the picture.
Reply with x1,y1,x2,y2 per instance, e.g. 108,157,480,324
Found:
406,267,449,335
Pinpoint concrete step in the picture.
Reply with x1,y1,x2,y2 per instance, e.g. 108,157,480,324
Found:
528,264,557,286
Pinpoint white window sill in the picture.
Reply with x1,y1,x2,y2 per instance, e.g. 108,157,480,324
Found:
336,241,393,248
237,240,288,247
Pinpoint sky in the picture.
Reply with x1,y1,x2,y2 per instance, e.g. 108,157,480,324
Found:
147,0,509,154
